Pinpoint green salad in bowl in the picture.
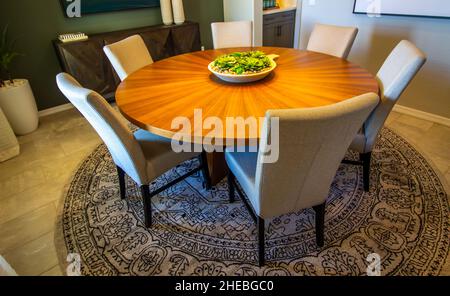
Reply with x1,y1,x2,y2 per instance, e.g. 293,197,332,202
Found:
208,51,278,83
211,51,274,75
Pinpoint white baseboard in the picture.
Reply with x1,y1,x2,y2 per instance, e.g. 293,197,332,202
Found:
38,103,74,117
393,105,450,127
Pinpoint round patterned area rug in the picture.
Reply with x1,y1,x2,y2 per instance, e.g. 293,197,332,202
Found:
55,128,449,276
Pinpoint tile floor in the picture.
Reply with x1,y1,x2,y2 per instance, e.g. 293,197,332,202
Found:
0,108,449,276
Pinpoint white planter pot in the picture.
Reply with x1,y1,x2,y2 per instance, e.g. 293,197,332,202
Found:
0,106,19,162
160,0,174,25
172,0,185,25
0,79,39,135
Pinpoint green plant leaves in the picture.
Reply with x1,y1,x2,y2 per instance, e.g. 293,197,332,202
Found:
0,24,21,76
212,51,272,75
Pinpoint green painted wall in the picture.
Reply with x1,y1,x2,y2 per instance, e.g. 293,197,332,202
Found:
0,0,224,110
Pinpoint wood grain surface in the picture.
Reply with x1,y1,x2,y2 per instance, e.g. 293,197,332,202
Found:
116,47,379,142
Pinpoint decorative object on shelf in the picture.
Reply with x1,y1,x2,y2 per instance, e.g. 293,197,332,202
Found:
263,0,279,10
0,106,19,162
160,0,173,25
172,0,185,25
0,25,38,135
60,0,160,17
58,32,89,43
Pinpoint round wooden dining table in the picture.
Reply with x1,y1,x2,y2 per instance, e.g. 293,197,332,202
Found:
116,46,379,184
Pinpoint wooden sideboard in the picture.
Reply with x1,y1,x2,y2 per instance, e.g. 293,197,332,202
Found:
53,22,202,101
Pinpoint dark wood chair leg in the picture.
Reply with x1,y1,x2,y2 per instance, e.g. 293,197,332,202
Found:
227,170,235,203
117,166,126,200
200,152,212,190
258,217,265,267
141,185,152,228
313,203,326,247
360,152,372,192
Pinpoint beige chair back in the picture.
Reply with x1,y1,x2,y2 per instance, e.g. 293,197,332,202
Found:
255,93,380,218
362,40,427,152
103,35,153,81
211,21,253,49
56,73,148,185
307,23,358,59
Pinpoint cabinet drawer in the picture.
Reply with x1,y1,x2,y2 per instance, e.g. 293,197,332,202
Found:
263,10,296,25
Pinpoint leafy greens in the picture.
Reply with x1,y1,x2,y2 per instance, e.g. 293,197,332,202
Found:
212,51,273,75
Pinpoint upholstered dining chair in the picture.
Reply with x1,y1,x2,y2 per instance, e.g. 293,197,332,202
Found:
56,73,211,228
103,35,154,81
226,93,380,266
344,40,427,191
211,21,253,49
307,23,358,59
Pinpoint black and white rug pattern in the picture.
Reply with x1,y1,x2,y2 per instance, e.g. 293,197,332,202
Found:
57,128,449,276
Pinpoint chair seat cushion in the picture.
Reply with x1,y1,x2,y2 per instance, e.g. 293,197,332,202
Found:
225,149,259,206
350,131,367,153
134,129,199,181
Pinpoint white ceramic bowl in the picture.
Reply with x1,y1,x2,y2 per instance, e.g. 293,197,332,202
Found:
208,54,279,84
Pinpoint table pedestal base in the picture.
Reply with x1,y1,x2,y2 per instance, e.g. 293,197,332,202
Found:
206,152,228,186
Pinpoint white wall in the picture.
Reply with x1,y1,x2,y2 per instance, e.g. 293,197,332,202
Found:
300,0,450,118
223,0,263,46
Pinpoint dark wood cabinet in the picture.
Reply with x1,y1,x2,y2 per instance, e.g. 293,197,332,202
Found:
53,22,201,101
263,10,296,48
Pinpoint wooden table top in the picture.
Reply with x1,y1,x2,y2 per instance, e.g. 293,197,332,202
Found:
116,47,379,143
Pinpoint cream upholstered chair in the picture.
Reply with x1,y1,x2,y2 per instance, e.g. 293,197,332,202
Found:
307,23,358,59
211,21,253,49
345,40,427,191
56,73,211,227
0,255,17,276
226,93,379,266
103,35,154,81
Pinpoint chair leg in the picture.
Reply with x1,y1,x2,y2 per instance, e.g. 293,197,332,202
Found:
360,152,372,192
227,170,235,203
141,185,152,228
313,203,326,248
117,166,126,200
200,151,212,190
258,217,265,267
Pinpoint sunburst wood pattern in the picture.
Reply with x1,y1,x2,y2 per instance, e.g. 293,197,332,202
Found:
116,47,379,142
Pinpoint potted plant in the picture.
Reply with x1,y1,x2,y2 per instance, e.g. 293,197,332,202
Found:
0,25,38,135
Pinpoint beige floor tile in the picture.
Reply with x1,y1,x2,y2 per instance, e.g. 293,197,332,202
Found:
0,166,47,199
56,125,100,156
0,156,43,183
0,204,56,254
386,120,429,147
40,265,64,276
0,180,64,224
3,232,58,276
385,111,402,125
413,125,450,161
427,155,450,175
445,172,450,188
40,149,92,183
395,114,434,132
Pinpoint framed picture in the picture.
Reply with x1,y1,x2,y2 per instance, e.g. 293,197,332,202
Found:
60,0,160,17
353,0,450,19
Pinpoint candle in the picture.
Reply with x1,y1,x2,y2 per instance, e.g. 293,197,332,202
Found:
160,0,173,26
172,0,185,25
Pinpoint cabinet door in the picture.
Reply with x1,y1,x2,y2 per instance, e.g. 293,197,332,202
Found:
263,10,296,48
276,21,295,48
263,24,278,47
